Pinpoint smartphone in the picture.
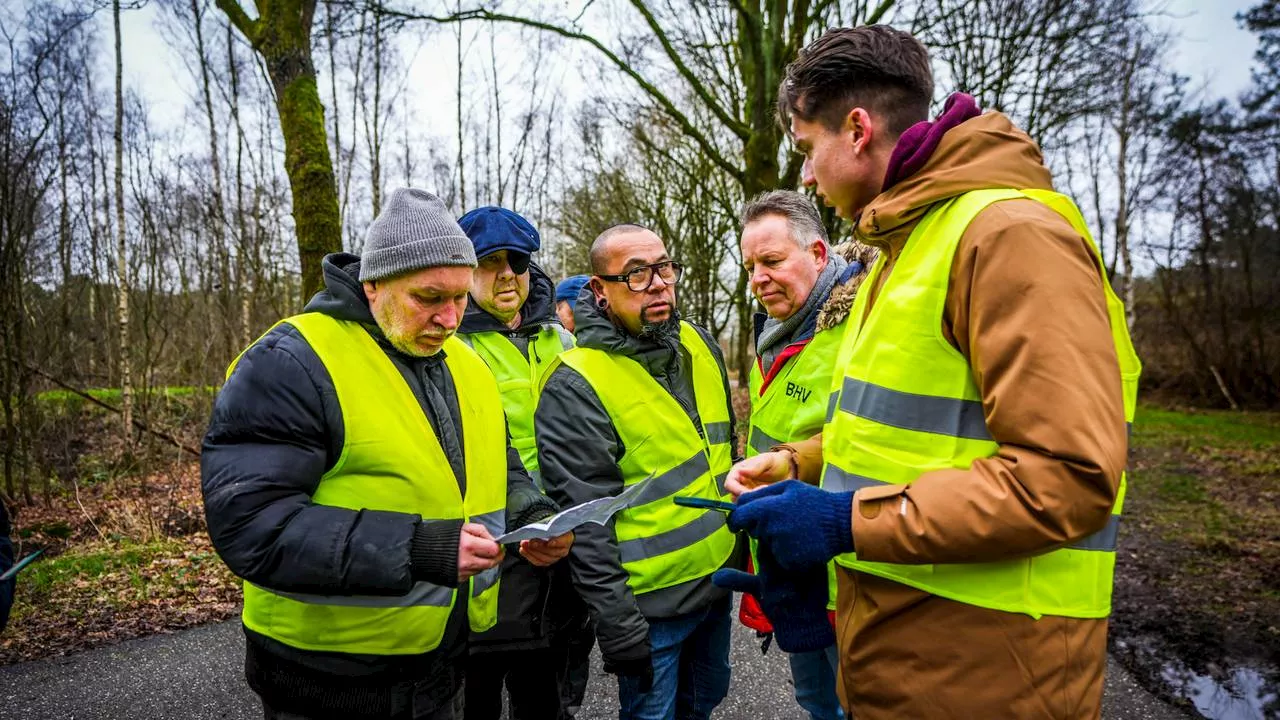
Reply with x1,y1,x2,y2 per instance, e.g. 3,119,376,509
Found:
673,496,737,513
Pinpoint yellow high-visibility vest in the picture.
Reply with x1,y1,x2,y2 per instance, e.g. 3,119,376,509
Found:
234,313,507,654
542,322,735,595
747,319,847,610
461,324,573,486
822,189,1141,619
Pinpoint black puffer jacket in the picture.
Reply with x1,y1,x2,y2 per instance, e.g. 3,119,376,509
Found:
458,261,582,653
533,287,744,663
202,253,555,715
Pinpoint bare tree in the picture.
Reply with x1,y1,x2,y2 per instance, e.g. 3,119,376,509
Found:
1059,13,1181,331
912,0,1143,150
373,0,897,372
216,0,341,298
113,0,135,442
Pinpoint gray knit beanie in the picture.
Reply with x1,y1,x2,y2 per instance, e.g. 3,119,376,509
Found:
359,188,477,282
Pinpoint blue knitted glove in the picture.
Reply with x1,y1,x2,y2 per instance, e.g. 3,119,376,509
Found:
728,480,855,571
712,540,834,653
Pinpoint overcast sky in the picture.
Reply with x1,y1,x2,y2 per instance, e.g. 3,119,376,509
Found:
111,1,1262,151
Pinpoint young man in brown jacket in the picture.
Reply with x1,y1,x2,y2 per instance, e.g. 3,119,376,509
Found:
720,25,1140,720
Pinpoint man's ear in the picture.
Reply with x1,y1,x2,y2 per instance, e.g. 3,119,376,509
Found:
810,239,829,266
363,280,379,302
845,107,874,156
589,277,611,309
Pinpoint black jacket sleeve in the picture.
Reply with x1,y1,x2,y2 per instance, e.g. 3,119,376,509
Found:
201,325,459,595
505,434,558,531
534,364,649,659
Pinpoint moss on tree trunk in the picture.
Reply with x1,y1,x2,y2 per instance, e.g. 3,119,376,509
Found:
273,67,340,300
217,0,340,301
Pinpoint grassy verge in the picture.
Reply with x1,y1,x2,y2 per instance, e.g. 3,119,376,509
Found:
1,465,241,665
1126,404,1279,578
1111,404,1280,708
32,386,215,405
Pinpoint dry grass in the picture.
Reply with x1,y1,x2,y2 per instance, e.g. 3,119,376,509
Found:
2,463,241,665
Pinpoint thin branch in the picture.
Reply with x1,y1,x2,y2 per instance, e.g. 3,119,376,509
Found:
74,478,109,541
23,363,202,458
866,0,895,24
626,0,748,139
215,0,259,44
373,5,745,184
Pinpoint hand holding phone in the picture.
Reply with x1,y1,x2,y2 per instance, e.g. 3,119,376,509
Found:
672,496,737,513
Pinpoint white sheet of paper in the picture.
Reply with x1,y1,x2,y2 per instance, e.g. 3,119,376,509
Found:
495,474,654,544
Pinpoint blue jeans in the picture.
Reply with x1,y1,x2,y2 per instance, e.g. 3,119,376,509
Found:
788,644,844,720
617,595,732,720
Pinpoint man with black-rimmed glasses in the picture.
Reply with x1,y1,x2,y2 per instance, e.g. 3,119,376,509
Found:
534,224,744,720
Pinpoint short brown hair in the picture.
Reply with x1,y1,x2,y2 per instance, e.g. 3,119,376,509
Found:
778,25,933,137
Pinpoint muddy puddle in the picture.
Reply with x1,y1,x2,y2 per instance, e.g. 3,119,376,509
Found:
1113,635,1279,719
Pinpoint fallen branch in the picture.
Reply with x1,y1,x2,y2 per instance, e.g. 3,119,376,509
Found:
21,364,202,458
1208,365,1240,411
73,478,108,542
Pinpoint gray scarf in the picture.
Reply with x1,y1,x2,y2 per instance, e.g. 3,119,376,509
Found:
757,254,848,371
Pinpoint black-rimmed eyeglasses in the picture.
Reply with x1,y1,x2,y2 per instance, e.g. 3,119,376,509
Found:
597,261,684,292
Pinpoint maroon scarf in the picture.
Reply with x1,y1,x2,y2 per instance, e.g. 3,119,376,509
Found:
882,93,982,191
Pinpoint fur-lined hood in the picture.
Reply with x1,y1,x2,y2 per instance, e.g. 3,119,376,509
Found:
816,240,878,332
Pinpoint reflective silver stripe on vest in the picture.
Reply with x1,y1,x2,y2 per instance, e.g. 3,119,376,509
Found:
705,421,731,446
528,469,543,491
273,581,454,608
554,326,575,350
748,426,783,456
714,471,728,495
838,377,993,441
626,451,712,509
1068,515,1120,552
470,509,506,597
617,508,727,564
826,392,838,424
473,567,501,597
820,464,891,494
824,463,1122,553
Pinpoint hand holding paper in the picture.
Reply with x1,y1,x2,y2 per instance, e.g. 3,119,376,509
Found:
496,474,656,544
519,532,573,566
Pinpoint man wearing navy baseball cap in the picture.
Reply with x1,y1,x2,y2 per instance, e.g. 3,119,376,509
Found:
554,275,590,333
456,207,591,720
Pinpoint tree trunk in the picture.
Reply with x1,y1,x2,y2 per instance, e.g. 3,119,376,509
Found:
113,0,134,443
270,52,339,299
217,0,340,300
370,9,383,215
229,20,254,349
455,17,466,209
193,0,234,355
324,0,343,233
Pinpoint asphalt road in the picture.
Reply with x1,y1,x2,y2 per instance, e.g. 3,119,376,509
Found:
0,616,1189,719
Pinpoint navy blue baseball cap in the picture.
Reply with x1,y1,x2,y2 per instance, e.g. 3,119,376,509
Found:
458,207,541,269
555,275,591,303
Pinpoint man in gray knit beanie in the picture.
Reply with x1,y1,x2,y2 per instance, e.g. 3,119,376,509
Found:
360,187,477,282
358,188,480,358
202,186,572,720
